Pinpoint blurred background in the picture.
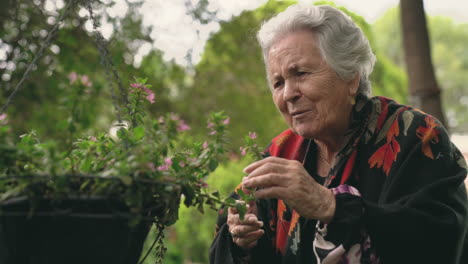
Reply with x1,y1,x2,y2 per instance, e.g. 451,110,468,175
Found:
1,0,467,263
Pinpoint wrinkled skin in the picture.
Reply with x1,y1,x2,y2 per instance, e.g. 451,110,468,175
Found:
229,30,359,249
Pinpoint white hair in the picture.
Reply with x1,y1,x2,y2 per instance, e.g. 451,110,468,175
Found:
257,4,376,96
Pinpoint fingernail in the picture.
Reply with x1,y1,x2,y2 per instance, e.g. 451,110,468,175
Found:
243,180,250,187
258,221,263,227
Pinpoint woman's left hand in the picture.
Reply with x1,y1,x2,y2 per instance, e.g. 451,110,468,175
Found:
242,156,336,223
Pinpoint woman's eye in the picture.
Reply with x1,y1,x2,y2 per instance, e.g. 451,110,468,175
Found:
273,80,284,89
295,71,307,77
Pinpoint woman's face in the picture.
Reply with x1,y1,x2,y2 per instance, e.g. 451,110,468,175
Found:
267,30,358,140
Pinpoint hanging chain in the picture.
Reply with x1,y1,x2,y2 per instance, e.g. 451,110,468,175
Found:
85,0,128,123
0,0,77,115
138,219,167,264
154,220,167,264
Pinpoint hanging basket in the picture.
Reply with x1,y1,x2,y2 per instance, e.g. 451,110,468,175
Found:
0,175,182,264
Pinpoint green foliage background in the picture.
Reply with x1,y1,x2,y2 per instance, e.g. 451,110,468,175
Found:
0,0,466,263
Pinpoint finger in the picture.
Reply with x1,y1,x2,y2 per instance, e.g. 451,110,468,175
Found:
239,213,261,224
245,240,258,249
228,206,238,215
243,156,289,174
240,182,253,195
235,229,264,249
254,186,288,200
235,222,264,235
243,173,286,189
247,200,257,214
244,162,288,179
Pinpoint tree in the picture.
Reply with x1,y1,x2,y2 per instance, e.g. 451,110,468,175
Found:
374,8,468,133
399,0,447,127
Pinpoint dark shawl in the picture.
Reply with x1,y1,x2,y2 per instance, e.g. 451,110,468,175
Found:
210,95,468,264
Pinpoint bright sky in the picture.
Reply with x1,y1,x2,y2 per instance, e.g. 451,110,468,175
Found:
55,0,468,67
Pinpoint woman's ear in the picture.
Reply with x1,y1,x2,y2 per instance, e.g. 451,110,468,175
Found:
348,73,360,97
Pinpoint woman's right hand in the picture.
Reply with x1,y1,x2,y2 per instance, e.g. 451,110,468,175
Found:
227,200,264,249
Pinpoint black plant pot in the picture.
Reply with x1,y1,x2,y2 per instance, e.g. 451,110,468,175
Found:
0,196,154,264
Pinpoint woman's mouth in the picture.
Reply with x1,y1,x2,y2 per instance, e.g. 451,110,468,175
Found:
291,110,311,119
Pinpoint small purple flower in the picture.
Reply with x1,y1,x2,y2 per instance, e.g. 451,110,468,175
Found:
0,113,8,125
164,158,173,166
80,75,92,87
68,72,78,84
248,132,257,139
209,130,217,135
170,113,180,121
157,164,169,171
196,180,209,188
207,122,214,129
147,162,156,172
202,141,209,149
90,136,97,142
223,117,230,125
240,147,247,156
157,158,173,171
144,87,155,104
130,83,155,104
177,120,191,132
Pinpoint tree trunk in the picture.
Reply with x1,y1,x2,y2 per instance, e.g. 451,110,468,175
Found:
399,0,447,128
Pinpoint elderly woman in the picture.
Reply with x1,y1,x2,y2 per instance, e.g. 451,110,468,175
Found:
210,4,467,264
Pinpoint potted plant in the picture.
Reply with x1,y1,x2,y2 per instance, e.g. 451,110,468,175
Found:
0,76,231,264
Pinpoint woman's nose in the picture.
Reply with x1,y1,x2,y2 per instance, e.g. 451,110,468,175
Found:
283,80,301,102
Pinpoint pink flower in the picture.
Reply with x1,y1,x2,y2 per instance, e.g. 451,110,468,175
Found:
177,120,191,132
170,113,180,121
130,83,155,104
158,116,164,123
209,130,217,135
68,72,78,84
179,161,186,167
143,87,155,104
202,141,208,149
240,147,247,156
248,132,257,139
90,136,97,142
207,122,214,129
80,75,92,87
157,158,173,171
196,180,209,188
0,113,8,125
164,158,173,166
157,164,169,171
223,117,230,125
147,162,156,172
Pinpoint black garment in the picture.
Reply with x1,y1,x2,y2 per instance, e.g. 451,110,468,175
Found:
210,96,468,264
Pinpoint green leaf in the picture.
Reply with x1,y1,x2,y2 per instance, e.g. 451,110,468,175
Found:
133,126,145,140
208,159,218,171
225,197,236,205
235,202,248,220
121,175,133,186
236,188,247,200
80,157,92,172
